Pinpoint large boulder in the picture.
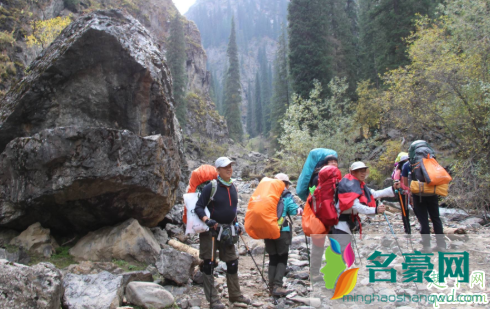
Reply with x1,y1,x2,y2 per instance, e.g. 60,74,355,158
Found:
0,127,181,233
0,260,63,309
0,9,179,153
0,9,183,233
156,246,194,285
62,271,123,309
69,218,160,264
9,222,58,257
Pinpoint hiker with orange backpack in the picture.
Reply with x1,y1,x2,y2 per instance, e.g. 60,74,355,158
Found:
331,162,400,252
262,173,302,297
401,141,451,253
194,157,250,309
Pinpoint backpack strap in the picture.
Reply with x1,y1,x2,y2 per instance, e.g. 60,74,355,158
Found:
207,179,218,206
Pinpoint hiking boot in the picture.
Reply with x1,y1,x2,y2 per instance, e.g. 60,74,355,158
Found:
229,294,251,304
432,246,447,252
210,300,226,309
272,286,291,297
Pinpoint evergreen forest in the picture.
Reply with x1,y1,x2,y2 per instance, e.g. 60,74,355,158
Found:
189,0,490,212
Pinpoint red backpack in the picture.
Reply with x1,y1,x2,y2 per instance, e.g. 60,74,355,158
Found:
309,165,342,227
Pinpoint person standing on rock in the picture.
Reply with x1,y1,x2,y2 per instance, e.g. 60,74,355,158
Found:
401,157,446,252
195,157,251,308
264,173,302,297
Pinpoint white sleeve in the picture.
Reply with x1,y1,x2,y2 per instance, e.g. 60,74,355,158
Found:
351,198,376,215
371,186,395,199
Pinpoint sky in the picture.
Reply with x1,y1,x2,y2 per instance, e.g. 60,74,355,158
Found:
174,0,197,15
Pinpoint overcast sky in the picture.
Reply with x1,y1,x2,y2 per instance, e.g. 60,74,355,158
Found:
174,0,197,15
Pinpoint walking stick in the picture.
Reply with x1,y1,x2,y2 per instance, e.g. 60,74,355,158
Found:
304,234,310,265
239,234,278,305
261,241,266,277
210,236,215,309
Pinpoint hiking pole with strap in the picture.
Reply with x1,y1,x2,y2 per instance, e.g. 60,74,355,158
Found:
239,234,278,305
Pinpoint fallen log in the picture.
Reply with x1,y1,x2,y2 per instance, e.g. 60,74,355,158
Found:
168,239,201,265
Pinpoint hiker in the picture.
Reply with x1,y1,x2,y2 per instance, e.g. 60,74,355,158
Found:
264,173,302,297
401,146,446,252
332,162,400,251
393,154,410,193
194,157,250,308
309,164,343,282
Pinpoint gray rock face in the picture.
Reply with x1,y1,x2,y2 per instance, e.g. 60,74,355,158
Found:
0,9,179,153
0,127,181,233
151,227,169,248
0,9,184,233
126,281,175,309
62,271,123,309
9,222,58,257
69,219,160,264
156,246,194,285
0,260,63,309
0,247,30,264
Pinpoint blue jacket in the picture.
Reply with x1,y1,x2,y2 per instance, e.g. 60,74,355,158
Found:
281,192,299,232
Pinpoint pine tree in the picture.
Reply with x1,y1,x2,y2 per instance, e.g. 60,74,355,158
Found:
258,47,272,135
254,72,263,135
246,80,254,136
223,17,244,142
271,26,290,140
288,0,331,98
358,0,442,85
327,0,358,96
167,13,187,126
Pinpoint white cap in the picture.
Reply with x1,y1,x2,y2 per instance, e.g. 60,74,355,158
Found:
215,157,235,168
400,155,409,162
274,173,291,184
350,161,369,171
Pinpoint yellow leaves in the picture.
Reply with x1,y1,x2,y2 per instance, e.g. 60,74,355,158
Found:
26,16,72,49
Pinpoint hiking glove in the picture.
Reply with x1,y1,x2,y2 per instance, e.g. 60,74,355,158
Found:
205,219,218,228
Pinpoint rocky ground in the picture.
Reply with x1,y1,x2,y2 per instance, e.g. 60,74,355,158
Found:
1,178,489,308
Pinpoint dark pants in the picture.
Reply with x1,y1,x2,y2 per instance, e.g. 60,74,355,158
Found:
265,231,291,287
412,194,446,248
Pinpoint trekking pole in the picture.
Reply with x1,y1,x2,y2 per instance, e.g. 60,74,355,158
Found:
351,232,363,266
210,236,215,309
239,234,278,305
383,212,405,255
261,241,266,277
304,234,310,265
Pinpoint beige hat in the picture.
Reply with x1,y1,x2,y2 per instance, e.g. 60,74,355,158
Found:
349,161,369,171
274,173,291,184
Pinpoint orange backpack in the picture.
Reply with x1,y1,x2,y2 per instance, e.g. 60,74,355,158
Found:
421,156,452,186
301,198,328,237
245,178,286,240
183,165,218,224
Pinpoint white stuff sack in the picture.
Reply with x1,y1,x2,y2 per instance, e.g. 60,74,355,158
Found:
184,193,210,235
